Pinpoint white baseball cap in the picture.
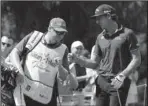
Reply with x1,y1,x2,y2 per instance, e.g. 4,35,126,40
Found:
71,41,84,49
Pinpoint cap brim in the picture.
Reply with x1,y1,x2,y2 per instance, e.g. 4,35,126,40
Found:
54,27,68,32
90,13,105,19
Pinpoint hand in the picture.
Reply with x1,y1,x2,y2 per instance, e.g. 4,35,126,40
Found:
68,53,74,63
111,73,126,89
68,53,83,63
16,68,24,84
68,53,79,62
16,72,24,84
54,57,62,66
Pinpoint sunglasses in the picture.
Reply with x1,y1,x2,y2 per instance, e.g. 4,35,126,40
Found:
52,28,66,36
2,42,11,47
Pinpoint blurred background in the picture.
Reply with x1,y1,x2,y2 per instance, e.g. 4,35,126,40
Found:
1,1,147,105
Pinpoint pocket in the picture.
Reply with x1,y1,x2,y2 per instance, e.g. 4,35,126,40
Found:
119,78,131,92
23,78,54,104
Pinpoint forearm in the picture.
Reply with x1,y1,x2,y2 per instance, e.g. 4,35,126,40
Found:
68,73,78,89
75,56,98,69
77,75,89,82
58,65,69,81
11,48,24,74
122,56,141,77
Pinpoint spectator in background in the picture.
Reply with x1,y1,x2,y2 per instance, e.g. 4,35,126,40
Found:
69,41,90,106
1,36,16,106
68,4,141,106
1,36,17,106
135,33,147,105
136,33,147,82
83,45,98,92
70,41,89,91
1,35,14,59
83,45,98,106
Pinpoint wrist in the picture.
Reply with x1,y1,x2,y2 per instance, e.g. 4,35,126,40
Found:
119,73,126,78
117,73,126,81
74,55,85,67
58,65,69,74
17,67,24,75
58,64,62,68
120,70,128,77
17,71,24,76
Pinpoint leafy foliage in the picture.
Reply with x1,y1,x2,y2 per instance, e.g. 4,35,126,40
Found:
1,1,147,78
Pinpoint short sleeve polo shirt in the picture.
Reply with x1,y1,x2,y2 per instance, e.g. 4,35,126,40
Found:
93,27,139,76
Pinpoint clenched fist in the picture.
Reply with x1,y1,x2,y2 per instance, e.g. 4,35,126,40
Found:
68,53,74,63
54,57,62,66
68,53,85,67
16,71,24,85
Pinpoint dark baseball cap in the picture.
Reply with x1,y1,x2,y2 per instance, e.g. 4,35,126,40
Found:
91,4,116,18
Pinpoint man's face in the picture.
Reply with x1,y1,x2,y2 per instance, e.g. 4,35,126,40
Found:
1,36,13,53
96,14,111,30
71,46,84,56
45,27,66,44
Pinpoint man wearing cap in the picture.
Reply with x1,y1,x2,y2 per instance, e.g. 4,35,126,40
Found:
10,17,71,106
68,4,141,106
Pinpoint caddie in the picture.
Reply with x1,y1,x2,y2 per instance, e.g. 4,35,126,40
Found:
11,17,70,106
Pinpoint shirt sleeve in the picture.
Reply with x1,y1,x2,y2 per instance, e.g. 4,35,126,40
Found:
15,31,33,55
127,31,139,52
92,36,102,58
62,47,70,72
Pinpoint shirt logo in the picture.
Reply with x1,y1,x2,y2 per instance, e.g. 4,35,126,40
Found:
95,9,100,14
39,94,48,99
104,10,111,13
31,52,57,68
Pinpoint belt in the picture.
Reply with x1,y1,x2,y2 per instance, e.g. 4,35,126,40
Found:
98,71,115,77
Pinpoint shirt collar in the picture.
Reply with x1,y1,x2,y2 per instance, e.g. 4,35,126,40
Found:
41,32,62,48
103,25,124,39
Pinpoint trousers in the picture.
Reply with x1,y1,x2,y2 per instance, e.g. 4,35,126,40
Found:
95,75,131,106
